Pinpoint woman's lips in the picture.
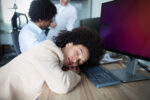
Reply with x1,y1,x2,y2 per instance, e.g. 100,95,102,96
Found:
68,58,72,65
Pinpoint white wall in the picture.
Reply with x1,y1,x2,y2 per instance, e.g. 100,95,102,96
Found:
91,0,114,18
0,0,2,23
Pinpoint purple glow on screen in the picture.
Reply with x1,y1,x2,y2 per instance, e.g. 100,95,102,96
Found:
100,0,150,59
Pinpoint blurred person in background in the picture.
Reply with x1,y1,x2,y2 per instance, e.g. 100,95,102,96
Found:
47,0,77,41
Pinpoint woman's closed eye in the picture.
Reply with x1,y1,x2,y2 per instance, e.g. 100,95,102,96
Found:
78,49,85,65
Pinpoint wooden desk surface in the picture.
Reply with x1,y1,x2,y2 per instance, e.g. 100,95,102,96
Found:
39,63,150,100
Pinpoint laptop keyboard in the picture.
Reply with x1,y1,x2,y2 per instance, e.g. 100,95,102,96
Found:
81,65,121,88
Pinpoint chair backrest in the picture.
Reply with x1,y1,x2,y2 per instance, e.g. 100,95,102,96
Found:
80,17,100,32
11,12,28,55
11,12,28,31
11,30,21,55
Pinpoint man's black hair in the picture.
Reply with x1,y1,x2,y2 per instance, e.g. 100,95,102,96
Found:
54,27,104,68
29,0,57,22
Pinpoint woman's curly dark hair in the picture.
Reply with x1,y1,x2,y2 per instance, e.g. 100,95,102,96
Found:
54,27,104,68
29,0,57,22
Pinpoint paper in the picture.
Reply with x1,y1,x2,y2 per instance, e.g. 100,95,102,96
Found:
100,53,123,64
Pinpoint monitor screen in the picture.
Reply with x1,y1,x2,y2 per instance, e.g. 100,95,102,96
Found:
100,0,150,61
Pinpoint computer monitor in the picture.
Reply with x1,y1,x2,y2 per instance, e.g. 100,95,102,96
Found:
99,0,150,82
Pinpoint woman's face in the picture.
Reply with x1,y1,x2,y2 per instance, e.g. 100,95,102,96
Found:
62,42,89,68
38,19,52,29
60,0,70,6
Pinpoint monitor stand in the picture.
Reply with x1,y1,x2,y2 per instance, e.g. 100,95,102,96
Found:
110,57,150,82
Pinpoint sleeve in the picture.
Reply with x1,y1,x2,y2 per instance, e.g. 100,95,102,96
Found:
19,31,40,53
66,7,77,31
44,58,81,94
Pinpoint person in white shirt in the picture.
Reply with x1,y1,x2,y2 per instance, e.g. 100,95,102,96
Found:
0,27,104,100
19,0,57,53
47,0,77,41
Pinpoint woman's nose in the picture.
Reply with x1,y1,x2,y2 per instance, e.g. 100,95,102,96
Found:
72,57,79,64
72,58,77,63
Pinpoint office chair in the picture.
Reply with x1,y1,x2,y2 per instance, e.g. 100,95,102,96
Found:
11,12,28,55
80,17,100,32
11,30,21,55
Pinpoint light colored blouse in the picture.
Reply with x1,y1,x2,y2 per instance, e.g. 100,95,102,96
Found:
0,40,81,100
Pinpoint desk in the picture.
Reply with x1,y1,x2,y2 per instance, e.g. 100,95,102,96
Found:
39,63,150,100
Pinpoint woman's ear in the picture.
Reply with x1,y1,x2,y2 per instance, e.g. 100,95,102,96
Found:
65,42,73,47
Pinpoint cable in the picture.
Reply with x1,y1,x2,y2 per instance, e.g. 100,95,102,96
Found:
138,62,150,73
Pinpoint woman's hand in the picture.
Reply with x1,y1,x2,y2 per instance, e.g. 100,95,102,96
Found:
62,66,81,74
68,66,81,74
